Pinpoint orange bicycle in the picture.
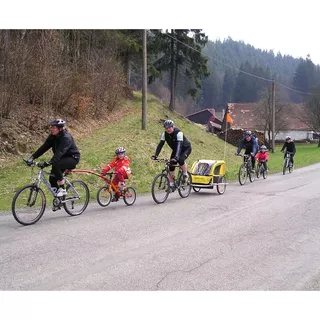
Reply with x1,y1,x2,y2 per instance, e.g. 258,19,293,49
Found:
97,172,136,207
71,169,136,207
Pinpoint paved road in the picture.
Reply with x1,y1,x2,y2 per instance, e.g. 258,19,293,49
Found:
1,164,320,290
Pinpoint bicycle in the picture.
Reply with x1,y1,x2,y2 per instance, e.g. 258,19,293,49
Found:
256,160,268,179
12,160,90,226
96,172,136,207
237,153,255,185
151,159,191,204
283,151,294,175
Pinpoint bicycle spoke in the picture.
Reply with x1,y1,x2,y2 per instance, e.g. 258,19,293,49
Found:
64,180,89,216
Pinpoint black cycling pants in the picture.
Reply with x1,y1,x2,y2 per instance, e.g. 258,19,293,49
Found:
169,147,192,172
49,157,79,187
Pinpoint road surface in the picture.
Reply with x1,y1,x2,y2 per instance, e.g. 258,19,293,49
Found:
1,164,320,290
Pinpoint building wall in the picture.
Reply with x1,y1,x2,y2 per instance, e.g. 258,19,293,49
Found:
269,130,310,141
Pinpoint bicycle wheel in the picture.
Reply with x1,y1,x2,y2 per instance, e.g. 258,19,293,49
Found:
263,167,268,179
216,175,227,195
238,164,247,185
289,162,294,173
283,159,288,175
193,187,201,192
63,180,89,216
123,187,136,206
151,173,170,204
178,172,192,198
256,165,261,179
97,186,112,207
12,184,46,226
249,168,255,182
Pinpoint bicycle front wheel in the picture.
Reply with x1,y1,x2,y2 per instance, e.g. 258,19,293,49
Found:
12,185,46,226
289,162,294,173
152,173,170,204
64,180,90,216
123,187,136,206
97,186,112,207
283,159,288,175
177,172,192,198
263,168,268,179
256,165,261,179
238,164,247,185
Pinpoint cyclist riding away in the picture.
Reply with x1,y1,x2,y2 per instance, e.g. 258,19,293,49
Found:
236,131,258,172
26,119,80,198
151,120,192,189
281,136,296,167
255,145,269,172
101,147,131,202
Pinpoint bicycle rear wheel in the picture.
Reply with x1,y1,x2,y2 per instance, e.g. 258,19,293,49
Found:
216,175,227,195
64,180,89,216
249,169,255,182
12,185,46,226
177,172,191,198
151,173,170,204
97,186,112,207
238,164,247,185
123,187,136,206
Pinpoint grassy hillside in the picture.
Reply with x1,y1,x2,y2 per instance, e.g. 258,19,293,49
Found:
1,92,320,211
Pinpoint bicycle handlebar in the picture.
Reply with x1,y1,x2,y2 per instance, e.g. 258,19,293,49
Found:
151,158,180,166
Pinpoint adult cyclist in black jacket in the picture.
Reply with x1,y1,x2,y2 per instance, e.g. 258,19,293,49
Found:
151,120,192,188
280,136,296,167
26,119,80,198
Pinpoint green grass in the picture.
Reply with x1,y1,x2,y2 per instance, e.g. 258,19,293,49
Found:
1,92,320,211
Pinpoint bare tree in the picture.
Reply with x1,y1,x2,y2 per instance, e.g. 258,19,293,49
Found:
298,85,320,146
255,87,287,146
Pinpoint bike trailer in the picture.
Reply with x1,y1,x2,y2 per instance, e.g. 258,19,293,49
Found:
190,159,226,188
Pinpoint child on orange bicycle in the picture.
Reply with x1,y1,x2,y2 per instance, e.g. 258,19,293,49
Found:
101,147,132,202
255,145,269,172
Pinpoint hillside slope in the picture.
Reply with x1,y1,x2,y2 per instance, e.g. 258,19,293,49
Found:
0,92,239,210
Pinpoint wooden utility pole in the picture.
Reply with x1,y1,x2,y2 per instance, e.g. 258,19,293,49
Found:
271,79,276,152
142,29,147,130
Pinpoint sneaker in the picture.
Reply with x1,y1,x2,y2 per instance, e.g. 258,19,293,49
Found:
52,205,61,212
111,196,119,202
182,174,188,184
56,187,67,197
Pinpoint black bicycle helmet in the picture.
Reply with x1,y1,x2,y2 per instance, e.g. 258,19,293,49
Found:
50,119,66,128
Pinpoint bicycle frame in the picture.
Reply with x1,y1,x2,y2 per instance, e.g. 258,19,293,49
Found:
32,165,81,203
158,159,182,187
70,169,131,198
284,152,294,166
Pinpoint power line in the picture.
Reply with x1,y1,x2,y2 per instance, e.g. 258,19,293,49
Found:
164,31,314,96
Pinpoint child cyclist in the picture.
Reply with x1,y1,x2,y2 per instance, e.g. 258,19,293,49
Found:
255,145,269,172
101,147,131,202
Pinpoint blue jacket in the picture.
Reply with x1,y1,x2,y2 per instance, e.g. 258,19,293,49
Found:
237,136,258,154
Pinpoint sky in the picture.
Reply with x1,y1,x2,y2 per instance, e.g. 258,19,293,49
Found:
2,0,318,65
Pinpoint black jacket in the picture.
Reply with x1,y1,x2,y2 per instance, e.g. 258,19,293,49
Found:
280,141,296,154
32,130,80,164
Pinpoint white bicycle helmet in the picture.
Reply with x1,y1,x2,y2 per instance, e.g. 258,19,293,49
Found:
163,120,174,128
115,146,126,154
